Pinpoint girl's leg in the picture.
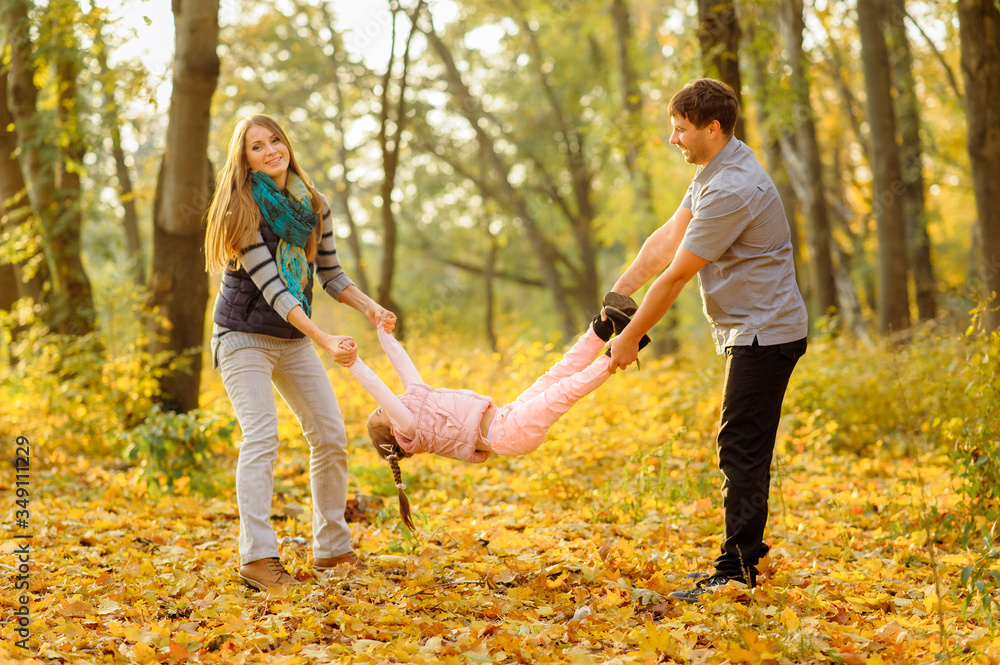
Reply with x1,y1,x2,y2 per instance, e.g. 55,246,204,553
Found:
512,327,607,406
220,345,283,565
272,343,353,560
491,353,612,455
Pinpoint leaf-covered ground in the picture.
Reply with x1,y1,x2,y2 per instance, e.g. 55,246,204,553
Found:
2,329,998,664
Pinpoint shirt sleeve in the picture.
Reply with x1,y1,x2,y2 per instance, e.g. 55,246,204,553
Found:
237,231,302,320
680,186,755,263
680,180,695,209
377,327,423,388
347,357,415,435
316,196,355,300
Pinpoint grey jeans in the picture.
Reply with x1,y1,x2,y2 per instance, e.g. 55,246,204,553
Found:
219,340,353,564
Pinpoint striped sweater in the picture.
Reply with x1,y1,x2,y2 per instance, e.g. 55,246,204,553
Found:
210,197,354,366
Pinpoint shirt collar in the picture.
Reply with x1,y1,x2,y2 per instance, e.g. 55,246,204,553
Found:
694,135,741,184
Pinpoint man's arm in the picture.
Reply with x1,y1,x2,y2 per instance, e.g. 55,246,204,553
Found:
606,246,708,372
611,206,694,296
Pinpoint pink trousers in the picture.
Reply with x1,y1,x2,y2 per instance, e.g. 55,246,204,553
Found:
489,328,612,455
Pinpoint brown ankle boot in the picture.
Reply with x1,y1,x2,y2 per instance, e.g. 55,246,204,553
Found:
313,551,365,571
239,557,295,591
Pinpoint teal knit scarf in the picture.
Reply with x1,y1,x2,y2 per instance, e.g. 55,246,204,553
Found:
250,170,318,316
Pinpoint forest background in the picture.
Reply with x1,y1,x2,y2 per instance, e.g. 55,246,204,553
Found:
2,0,1000,663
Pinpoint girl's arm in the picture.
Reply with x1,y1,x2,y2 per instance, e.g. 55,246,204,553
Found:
377,327,422,388
347,357,415,434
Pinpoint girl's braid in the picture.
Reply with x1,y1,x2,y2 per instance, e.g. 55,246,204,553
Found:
386,454,415,531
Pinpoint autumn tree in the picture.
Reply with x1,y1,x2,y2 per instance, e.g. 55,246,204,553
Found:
958,0,1000,330
94,17,145,286
696,0,744,141
886,0,937,322
149,0,220,412
0,67,44,309
858,0,910,335
373,0,426,339
776,0,839,323
2,0,95,335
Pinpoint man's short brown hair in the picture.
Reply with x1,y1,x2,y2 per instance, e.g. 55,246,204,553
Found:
667,78,739,135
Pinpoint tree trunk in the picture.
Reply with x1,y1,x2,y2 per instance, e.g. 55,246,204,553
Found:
611,0,679,353
329,55,370,295
423,20,579,340
4,0,94,335
610,0,642,178
95,24,144,286
887,0,937,322
958,0,1000,331
149,0,220,412
376,1,424,339
53,10,95,335
515,9,599,322
745,10,807,304
697,0,745,141
779,0,838,322
484,236,498,353
858,0,911,336
0,68,45,307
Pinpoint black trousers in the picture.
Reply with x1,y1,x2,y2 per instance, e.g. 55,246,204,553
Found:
712,336,807,584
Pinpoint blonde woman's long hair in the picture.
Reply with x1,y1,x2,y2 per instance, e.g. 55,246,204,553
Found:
205,114,324,273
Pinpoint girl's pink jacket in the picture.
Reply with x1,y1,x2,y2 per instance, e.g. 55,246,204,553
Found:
394,384,494,464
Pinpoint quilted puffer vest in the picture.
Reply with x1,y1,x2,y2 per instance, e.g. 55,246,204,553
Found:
212,223,314,339
394,383,494,463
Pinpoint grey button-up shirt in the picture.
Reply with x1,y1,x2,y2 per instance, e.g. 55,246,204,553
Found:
680,137,808,354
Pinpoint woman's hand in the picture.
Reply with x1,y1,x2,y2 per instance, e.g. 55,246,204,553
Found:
337,285,396,333
319,335,357,367
286,305,358,366
368,305,397,333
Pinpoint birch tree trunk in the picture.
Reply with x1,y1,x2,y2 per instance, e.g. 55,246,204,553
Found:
149,0,220,412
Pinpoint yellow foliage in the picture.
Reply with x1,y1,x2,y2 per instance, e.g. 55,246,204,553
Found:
4,322,1000,664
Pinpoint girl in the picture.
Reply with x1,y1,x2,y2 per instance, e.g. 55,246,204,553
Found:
348,306,648,529
204,114,395,591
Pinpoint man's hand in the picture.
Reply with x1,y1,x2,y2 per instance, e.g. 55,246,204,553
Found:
606,334,639,374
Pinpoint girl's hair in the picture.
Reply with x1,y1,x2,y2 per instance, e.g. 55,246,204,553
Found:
367,409,415,531
204,114,324,273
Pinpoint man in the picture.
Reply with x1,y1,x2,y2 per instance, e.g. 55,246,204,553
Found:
605,78,808,602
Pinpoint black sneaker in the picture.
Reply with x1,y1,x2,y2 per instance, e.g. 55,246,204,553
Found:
603,291,638,316
591,313,616,342
684,543,771,580
668,574,747,604
602,306,652,355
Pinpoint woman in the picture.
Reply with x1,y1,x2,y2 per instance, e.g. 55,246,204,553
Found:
205,114,395,591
